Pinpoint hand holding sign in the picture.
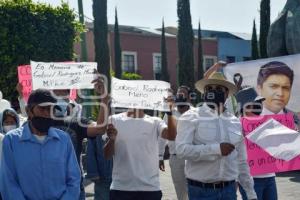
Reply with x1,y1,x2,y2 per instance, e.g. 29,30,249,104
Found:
92,71,106,94
220,143,235,156
16,83,23,98
107,124,117,141
91,71,111,104
164,90,175,111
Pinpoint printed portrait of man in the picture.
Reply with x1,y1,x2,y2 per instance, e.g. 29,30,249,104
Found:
256,61,294,114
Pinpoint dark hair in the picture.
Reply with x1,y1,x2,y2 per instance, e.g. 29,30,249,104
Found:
257,61,294,86
178,85,192,95
3,110,17,123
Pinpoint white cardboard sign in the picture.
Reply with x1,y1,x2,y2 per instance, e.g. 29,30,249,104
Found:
31,61,97,90
111,77,170,111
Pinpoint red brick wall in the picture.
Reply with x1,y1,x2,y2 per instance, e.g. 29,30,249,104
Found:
74,30,218,87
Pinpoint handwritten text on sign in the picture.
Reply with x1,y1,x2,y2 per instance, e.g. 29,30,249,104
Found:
241,113,299,176
111,77,170,111
18,65,77,102
31,61,97,90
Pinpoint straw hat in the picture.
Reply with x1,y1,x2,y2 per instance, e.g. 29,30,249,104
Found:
195,72,237,95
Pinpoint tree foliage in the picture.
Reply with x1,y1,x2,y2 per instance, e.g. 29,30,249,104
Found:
114,8,122,79
251,20,260,60
197,21,204,80
160,20,170,82
177,0,195,89
0,0,83,102
93,0,111,91
259,0,270,58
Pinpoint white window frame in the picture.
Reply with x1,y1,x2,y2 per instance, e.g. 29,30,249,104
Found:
152,53,162,79
122,51,138,73
203,55,217,71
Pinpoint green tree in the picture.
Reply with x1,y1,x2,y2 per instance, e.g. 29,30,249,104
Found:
160,19,170,82
0,0,82,101
177,0,194,89
197,21,204,80
251,20,260,60
93,0,111,91
259,0,270,58
114,8,122,79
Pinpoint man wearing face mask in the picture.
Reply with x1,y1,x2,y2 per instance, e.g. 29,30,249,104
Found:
159,86,193,200
176,72,257,200
0,89,81,200
17,83,105,200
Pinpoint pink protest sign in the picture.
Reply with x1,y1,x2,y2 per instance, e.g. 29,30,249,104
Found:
241,113,299,176
18,65,77,103
18,65,32,102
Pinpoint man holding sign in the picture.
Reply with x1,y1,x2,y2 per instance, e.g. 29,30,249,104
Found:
1,89,81,200
239,61,300,200
2,70,111,200
99,79,177,200
176,72,257,200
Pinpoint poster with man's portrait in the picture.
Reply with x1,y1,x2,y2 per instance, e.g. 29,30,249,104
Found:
224,54,300,175
224,54,300,115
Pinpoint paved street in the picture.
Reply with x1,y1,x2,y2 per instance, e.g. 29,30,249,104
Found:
85,161,300,200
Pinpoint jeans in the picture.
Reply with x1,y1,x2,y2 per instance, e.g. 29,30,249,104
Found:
86,137,113,180
94,178,112,200
79,189,86,200
188,181,237,200
239,177,277,200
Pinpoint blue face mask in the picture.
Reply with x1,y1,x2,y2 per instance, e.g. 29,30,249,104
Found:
55,99,69,117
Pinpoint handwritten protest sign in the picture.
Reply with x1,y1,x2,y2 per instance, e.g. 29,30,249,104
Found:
18,65,77,102
111,77,170,111
31,61,97,90
18,65,32,102
241,113,300,175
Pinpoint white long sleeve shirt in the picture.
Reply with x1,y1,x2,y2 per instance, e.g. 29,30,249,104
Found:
176,104,257,200
159,107,194,158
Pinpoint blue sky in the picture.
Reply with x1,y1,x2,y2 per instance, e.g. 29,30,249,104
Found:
34,0,286,33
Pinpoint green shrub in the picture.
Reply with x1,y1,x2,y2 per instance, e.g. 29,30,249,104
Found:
0,0,84,101
121,72,142,80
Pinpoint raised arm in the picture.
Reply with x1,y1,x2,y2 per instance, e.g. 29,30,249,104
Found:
87,74,110,137
204,61,226,79
161,93,177,140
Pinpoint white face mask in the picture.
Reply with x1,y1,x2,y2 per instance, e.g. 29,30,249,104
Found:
3,125,17,133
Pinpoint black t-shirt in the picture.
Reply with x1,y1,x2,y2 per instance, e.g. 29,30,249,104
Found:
52,118,89,163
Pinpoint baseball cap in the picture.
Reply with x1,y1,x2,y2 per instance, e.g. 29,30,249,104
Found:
235,87,265,109
27,89,57,107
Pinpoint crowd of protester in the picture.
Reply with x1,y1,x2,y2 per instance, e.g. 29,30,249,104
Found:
0,61,298,200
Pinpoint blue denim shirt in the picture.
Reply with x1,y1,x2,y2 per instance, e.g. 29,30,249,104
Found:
0,123,81,200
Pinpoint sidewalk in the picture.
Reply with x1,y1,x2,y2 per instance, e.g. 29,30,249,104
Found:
85,160,300,200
